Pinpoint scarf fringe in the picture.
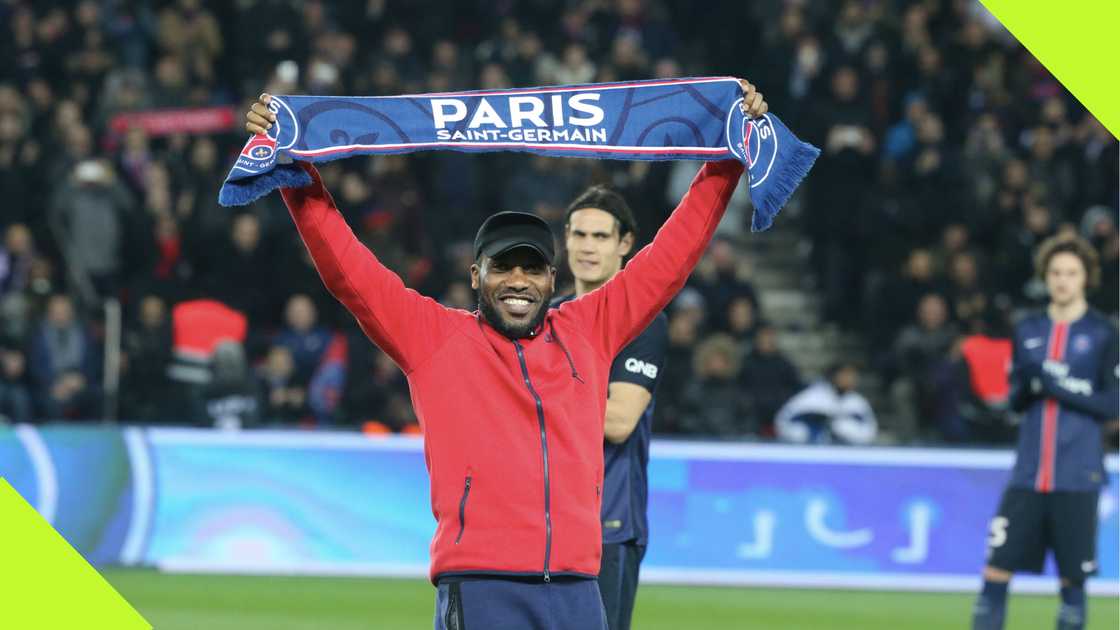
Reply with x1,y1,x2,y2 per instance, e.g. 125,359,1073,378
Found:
750,139,820,233
218,163,313,207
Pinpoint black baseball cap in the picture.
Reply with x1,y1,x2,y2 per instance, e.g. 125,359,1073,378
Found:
473,211,556,264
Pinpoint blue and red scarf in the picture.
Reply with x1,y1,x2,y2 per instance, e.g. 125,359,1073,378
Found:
219,77,818,231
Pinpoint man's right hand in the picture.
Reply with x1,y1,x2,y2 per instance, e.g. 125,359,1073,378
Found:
245,93,276,135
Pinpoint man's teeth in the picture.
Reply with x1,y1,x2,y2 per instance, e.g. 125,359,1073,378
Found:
502,297,530,305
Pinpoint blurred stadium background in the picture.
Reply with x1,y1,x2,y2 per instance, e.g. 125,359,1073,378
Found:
0,0,1116,628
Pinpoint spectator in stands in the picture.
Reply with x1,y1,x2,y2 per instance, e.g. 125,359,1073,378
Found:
883,94,928,163
0,343,32,423
932,222,972,275
275,294,333,385
1026,124,1079,215
0,223,34,299
739,323,802,437
931,330,1017,445
874,247,939,341
49,159,134,297
199,341,258,430
29,294,99,419
677,333,753,437
552,43,596,86
691,237,759,333
887,293,958,443
995,194,1056,299
776,362,877,445
341,342,412,431
179,136,226,241
653,287,705,433
429,39,473,90
961,112,1011,213
1076,115,1119,210
1082,206,1119,315
0,86,43,230
503,156,586,232
306,332,347,426
156,0,222,64
118,126,154,193
12,256,58,341
723,295,759,342
903,111,966,225
806,65,876,328
120,295,173,421
943,250,990,331
205,212,276,327
257,345,308,425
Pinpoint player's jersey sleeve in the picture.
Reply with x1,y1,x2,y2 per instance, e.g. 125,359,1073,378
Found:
280,162,457,373
608,313,668,394
1041,320,1120,420
1007,319,1041,413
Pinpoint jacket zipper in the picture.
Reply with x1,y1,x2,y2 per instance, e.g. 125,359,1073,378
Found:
513,340,552,582
454,473,472,544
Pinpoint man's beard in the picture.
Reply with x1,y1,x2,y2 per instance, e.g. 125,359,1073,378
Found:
477,289,552,339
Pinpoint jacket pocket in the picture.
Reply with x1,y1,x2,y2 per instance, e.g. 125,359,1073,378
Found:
455,471,472,544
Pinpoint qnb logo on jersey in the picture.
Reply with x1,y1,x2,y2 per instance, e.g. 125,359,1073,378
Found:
624,358,658,379
430,94,608,144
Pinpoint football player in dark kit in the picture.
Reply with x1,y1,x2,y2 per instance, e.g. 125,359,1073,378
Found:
971,234,1119,630
553,186,667,630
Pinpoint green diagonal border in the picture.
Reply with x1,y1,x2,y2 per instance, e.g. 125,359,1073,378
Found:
0,478,151,629
981,0,1120,139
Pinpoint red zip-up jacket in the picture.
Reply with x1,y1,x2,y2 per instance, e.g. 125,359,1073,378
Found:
281,160,743,583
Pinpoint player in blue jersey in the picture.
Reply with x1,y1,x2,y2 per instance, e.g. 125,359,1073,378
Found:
552,185,668,630
971,234,1119,630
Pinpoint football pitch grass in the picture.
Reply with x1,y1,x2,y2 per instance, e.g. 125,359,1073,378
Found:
102,569,1119,630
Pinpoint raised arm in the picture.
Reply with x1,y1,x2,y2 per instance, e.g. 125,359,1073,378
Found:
245,94,456,371
279,163,454,373
561,80,762,358
564,159,743,358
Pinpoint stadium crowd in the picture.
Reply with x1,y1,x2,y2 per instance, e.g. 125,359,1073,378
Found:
0,0,1116,446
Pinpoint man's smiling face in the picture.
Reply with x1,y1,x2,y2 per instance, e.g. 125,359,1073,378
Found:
472,246,556,339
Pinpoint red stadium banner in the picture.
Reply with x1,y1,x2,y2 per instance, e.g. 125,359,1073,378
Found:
103,106,238,148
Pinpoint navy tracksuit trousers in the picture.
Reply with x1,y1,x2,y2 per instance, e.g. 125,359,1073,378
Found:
433,576,608,630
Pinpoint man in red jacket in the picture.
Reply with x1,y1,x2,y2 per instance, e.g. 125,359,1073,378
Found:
246,80,766,629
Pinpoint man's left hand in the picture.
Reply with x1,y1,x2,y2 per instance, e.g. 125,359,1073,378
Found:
738,79,768,118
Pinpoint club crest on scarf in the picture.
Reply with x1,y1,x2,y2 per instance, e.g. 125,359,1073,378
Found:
241,134,275,161
745,115,780,190
232,133,277,175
